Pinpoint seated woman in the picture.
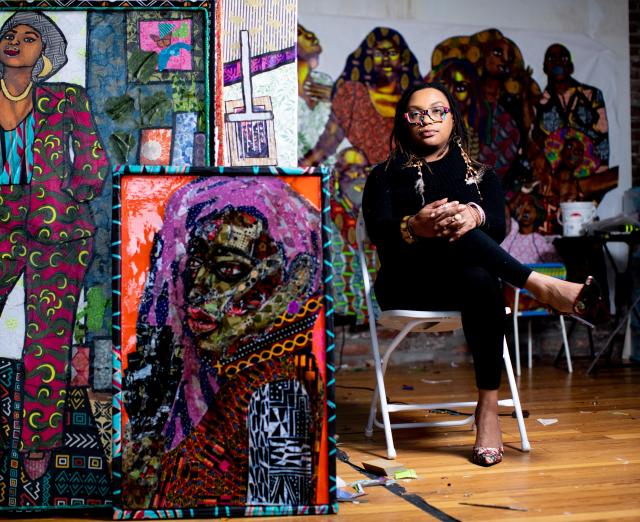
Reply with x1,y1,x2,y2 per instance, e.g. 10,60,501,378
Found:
362,82,608,467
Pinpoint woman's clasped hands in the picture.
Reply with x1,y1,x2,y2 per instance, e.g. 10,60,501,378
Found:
408,198,480,241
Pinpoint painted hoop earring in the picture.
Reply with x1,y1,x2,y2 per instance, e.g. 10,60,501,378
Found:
37,55,53,78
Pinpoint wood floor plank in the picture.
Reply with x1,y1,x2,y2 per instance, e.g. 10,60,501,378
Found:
4,362,639,521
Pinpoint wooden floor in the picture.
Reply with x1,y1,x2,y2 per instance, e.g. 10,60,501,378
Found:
6,360,640,521
327,360,640,521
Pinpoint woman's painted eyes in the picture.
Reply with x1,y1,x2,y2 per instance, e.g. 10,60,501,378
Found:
2,33,39,43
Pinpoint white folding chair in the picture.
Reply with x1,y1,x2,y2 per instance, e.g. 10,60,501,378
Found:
511,263,572,375
356,210,531,459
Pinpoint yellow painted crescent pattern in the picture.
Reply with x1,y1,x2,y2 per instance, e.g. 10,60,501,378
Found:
28,411,43,428
29,250,42,266
79,249,90,267
37,96,51,112
34,205,57,224
49,412,63,428
38,363,57,383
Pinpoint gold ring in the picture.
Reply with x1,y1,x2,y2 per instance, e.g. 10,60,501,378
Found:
454,213,462,221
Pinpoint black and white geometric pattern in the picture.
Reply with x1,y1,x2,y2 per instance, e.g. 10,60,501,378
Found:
247,379,312,506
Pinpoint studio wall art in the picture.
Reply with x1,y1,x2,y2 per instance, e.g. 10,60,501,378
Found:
0,1,211,512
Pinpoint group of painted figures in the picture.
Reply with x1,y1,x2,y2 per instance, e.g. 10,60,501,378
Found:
298,24,618,319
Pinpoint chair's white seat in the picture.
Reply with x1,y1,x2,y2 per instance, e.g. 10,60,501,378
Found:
379,310,462,333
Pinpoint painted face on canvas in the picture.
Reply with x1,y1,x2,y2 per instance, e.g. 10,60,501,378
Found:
372,39,401,80
544,44,573,82
561,137,585,170
336,148,368,205
0,24,43,69
297,24,322,65
485,39,513,78
185,209,310,356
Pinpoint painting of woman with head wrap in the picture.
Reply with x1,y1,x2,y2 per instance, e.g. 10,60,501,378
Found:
120,173,330,510
0,10,109,485
428,28,540,180
426,57,483,158
301,26,422,167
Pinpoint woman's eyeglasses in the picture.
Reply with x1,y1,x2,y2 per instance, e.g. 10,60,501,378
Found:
404,107,450,125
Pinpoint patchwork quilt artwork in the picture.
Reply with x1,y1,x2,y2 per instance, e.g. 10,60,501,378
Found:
112,166,336,518
0,1,211,513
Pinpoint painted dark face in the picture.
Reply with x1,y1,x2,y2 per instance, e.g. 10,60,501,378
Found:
561,137,584,169
336,148,368,205
515,197,538,230
185,210,288,355
544,44,573,81
484,39,513,78
440,66,472,112
0,24,43,70
297,25,322,66
372,39,401,81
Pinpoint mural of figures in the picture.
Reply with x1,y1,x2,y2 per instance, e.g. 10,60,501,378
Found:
0,3,211,512
115,169,334,516
298,16,623,256
297,23,333,159
0,10,112,508
526,43,618,227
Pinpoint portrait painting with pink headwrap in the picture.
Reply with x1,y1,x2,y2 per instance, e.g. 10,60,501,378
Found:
112,166,336,517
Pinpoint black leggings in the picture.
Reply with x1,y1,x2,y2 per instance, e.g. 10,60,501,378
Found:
374,229,532,390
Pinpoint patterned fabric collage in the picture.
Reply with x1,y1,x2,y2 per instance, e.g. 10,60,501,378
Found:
0,0,337,518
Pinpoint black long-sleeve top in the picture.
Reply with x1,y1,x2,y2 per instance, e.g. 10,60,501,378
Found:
362,146,507,306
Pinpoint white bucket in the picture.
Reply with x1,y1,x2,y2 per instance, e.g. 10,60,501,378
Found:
558,201,597,236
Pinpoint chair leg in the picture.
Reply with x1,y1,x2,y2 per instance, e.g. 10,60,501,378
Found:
513,291,521,376
366,327,398,459
559,316,573,373
365,384,378,438
527,318,533,369
502,337,531,452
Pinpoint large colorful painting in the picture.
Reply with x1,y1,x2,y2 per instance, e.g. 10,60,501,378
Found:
0,2,211,512
298,17,621,322
112,166,336,518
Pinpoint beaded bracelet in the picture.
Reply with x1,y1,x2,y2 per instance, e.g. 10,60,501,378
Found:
467,202,486,226
400,215,417,244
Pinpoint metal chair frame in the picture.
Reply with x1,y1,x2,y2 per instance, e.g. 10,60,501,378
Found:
356,210,531,459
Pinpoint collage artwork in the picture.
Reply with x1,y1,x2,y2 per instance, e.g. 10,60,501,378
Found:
0,0,337,517
0,0,623,517
113,166,333,517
